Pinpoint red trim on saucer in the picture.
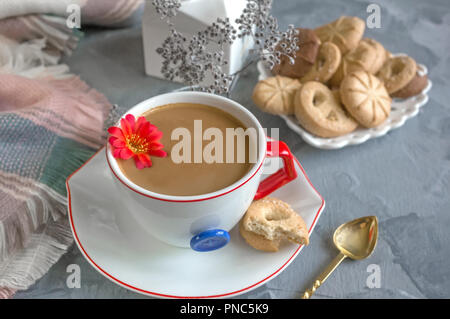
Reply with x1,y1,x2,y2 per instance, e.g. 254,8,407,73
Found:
66,148,325,299
105,146,266,203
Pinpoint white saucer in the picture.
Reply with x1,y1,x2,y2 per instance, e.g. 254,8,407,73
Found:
66,148,325,298
257,53,432,149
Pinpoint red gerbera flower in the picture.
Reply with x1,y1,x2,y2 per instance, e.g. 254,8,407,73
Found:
108,114,167,169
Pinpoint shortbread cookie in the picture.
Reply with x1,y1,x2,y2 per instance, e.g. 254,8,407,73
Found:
252,76,302,115
239,220,281,252
301,42,341,83
329,41,377,87
340,70,391,128
294,81,358,137
377,56,417,94
314,16,365,54
361,38,387,74
391,73,428,98
242,197,309,245
272,28,320,78
331,89,341,102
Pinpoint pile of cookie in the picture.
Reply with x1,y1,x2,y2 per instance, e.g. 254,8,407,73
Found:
252,16,428,138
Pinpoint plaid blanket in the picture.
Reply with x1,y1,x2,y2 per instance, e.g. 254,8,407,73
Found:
0,0,144,56
0,0,143,298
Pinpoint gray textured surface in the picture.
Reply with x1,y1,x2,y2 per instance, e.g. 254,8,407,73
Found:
14,0,450,299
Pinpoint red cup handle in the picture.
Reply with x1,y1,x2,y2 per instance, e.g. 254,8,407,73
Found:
254,139,297,200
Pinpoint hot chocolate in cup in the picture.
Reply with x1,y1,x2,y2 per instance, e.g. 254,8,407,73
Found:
116,102,255,197
106,92,297,251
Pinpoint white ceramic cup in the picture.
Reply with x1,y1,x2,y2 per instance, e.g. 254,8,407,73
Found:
106,92,297,249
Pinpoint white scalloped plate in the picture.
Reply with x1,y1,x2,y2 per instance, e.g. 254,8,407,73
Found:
257,54,432,149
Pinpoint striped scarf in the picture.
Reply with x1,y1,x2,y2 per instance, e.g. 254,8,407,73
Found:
0,0,143,298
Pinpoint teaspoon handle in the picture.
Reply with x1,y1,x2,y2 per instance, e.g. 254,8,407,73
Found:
301,252,347,299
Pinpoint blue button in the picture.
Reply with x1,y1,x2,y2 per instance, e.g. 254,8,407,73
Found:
190,229,230,252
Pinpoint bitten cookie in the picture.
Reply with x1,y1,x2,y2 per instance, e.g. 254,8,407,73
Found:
329,41,377,87
361,38,387,74
340,70,391,128
239,220,281,252
242,197,309,246
391,73,428,98
314,16,365,54
294,81,358,137
252,76,302,115
272,28,320,78
377,56,417,94
301,42,341,83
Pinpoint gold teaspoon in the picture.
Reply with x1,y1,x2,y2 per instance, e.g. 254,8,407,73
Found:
301,216,378,299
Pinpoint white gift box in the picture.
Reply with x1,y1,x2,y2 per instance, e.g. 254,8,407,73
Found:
142,0,253,83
